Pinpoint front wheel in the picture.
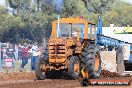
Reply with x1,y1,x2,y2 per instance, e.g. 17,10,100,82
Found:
35,57,48,80
68,56,80,79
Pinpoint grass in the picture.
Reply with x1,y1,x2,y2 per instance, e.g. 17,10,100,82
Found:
1,59,31,72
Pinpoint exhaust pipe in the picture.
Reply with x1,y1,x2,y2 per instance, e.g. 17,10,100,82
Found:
57,15,60,37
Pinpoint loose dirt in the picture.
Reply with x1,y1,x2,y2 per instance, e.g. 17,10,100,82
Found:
0,71,132,88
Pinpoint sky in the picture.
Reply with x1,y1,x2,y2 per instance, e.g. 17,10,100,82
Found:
0,0,132,6
125,0,132,3
124,0,132,4
0,0,5,6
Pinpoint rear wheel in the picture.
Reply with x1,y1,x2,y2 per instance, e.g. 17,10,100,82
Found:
81,45,102,79
68,56,80,79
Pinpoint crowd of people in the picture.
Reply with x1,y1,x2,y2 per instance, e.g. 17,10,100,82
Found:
1,42,45,71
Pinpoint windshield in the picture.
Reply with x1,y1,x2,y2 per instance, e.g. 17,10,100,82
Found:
57,23,84,38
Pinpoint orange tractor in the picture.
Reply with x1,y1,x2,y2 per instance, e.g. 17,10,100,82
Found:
35,17,102,80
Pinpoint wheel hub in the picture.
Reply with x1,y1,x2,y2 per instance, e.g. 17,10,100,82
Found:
94,53,99,71
40,62,47,75
74,62,79,74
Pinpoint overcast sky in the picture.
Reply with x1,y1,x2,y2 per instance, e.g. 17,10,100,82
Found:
0,0,132,6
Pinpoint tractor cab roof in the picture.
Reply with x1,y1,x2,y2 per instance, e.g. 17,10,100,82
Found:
52,17,95,25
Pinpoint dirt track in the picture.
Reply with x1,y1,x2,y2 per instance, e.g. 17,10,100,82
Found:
0,71,132,88
0,72,81,88
0,77,132,88
0,79,81,88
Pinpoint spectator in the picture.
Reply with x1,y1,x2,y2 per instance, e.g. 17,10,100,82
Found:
30,42,39,70
38,46,43,57
1,48,4,59
20,43,29,72
18,43,22,60
14,44,18,60
28,44,32,59
6,44,14,58
1,47,5,67
6,44,15,67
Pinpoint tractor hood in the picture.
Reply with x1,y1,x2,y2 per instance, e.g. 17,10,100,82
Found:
49,38,75,46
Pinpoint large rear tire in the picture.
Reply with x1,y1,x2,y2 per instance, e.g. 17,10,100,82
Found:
81,45,102,79
68,56,80,79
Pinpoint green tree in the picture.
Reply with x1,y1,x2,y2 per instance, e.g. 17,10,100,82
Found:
102,10,119,26
6,0,32,14
82,0,115,14
62,0,88,17
0,6,25,42
102,0,132,26
3,0,132,43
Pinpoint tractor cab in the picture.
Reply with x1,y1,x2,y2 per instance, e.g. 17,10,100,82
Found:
50,17,96,43
56,23,84,38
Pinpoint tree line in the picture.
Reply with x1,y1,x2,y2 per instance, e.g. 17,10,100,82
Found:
0,0,131,43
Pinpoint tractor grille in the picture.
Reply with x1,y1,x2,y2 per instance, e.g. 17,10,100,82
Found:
49,44,66,58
